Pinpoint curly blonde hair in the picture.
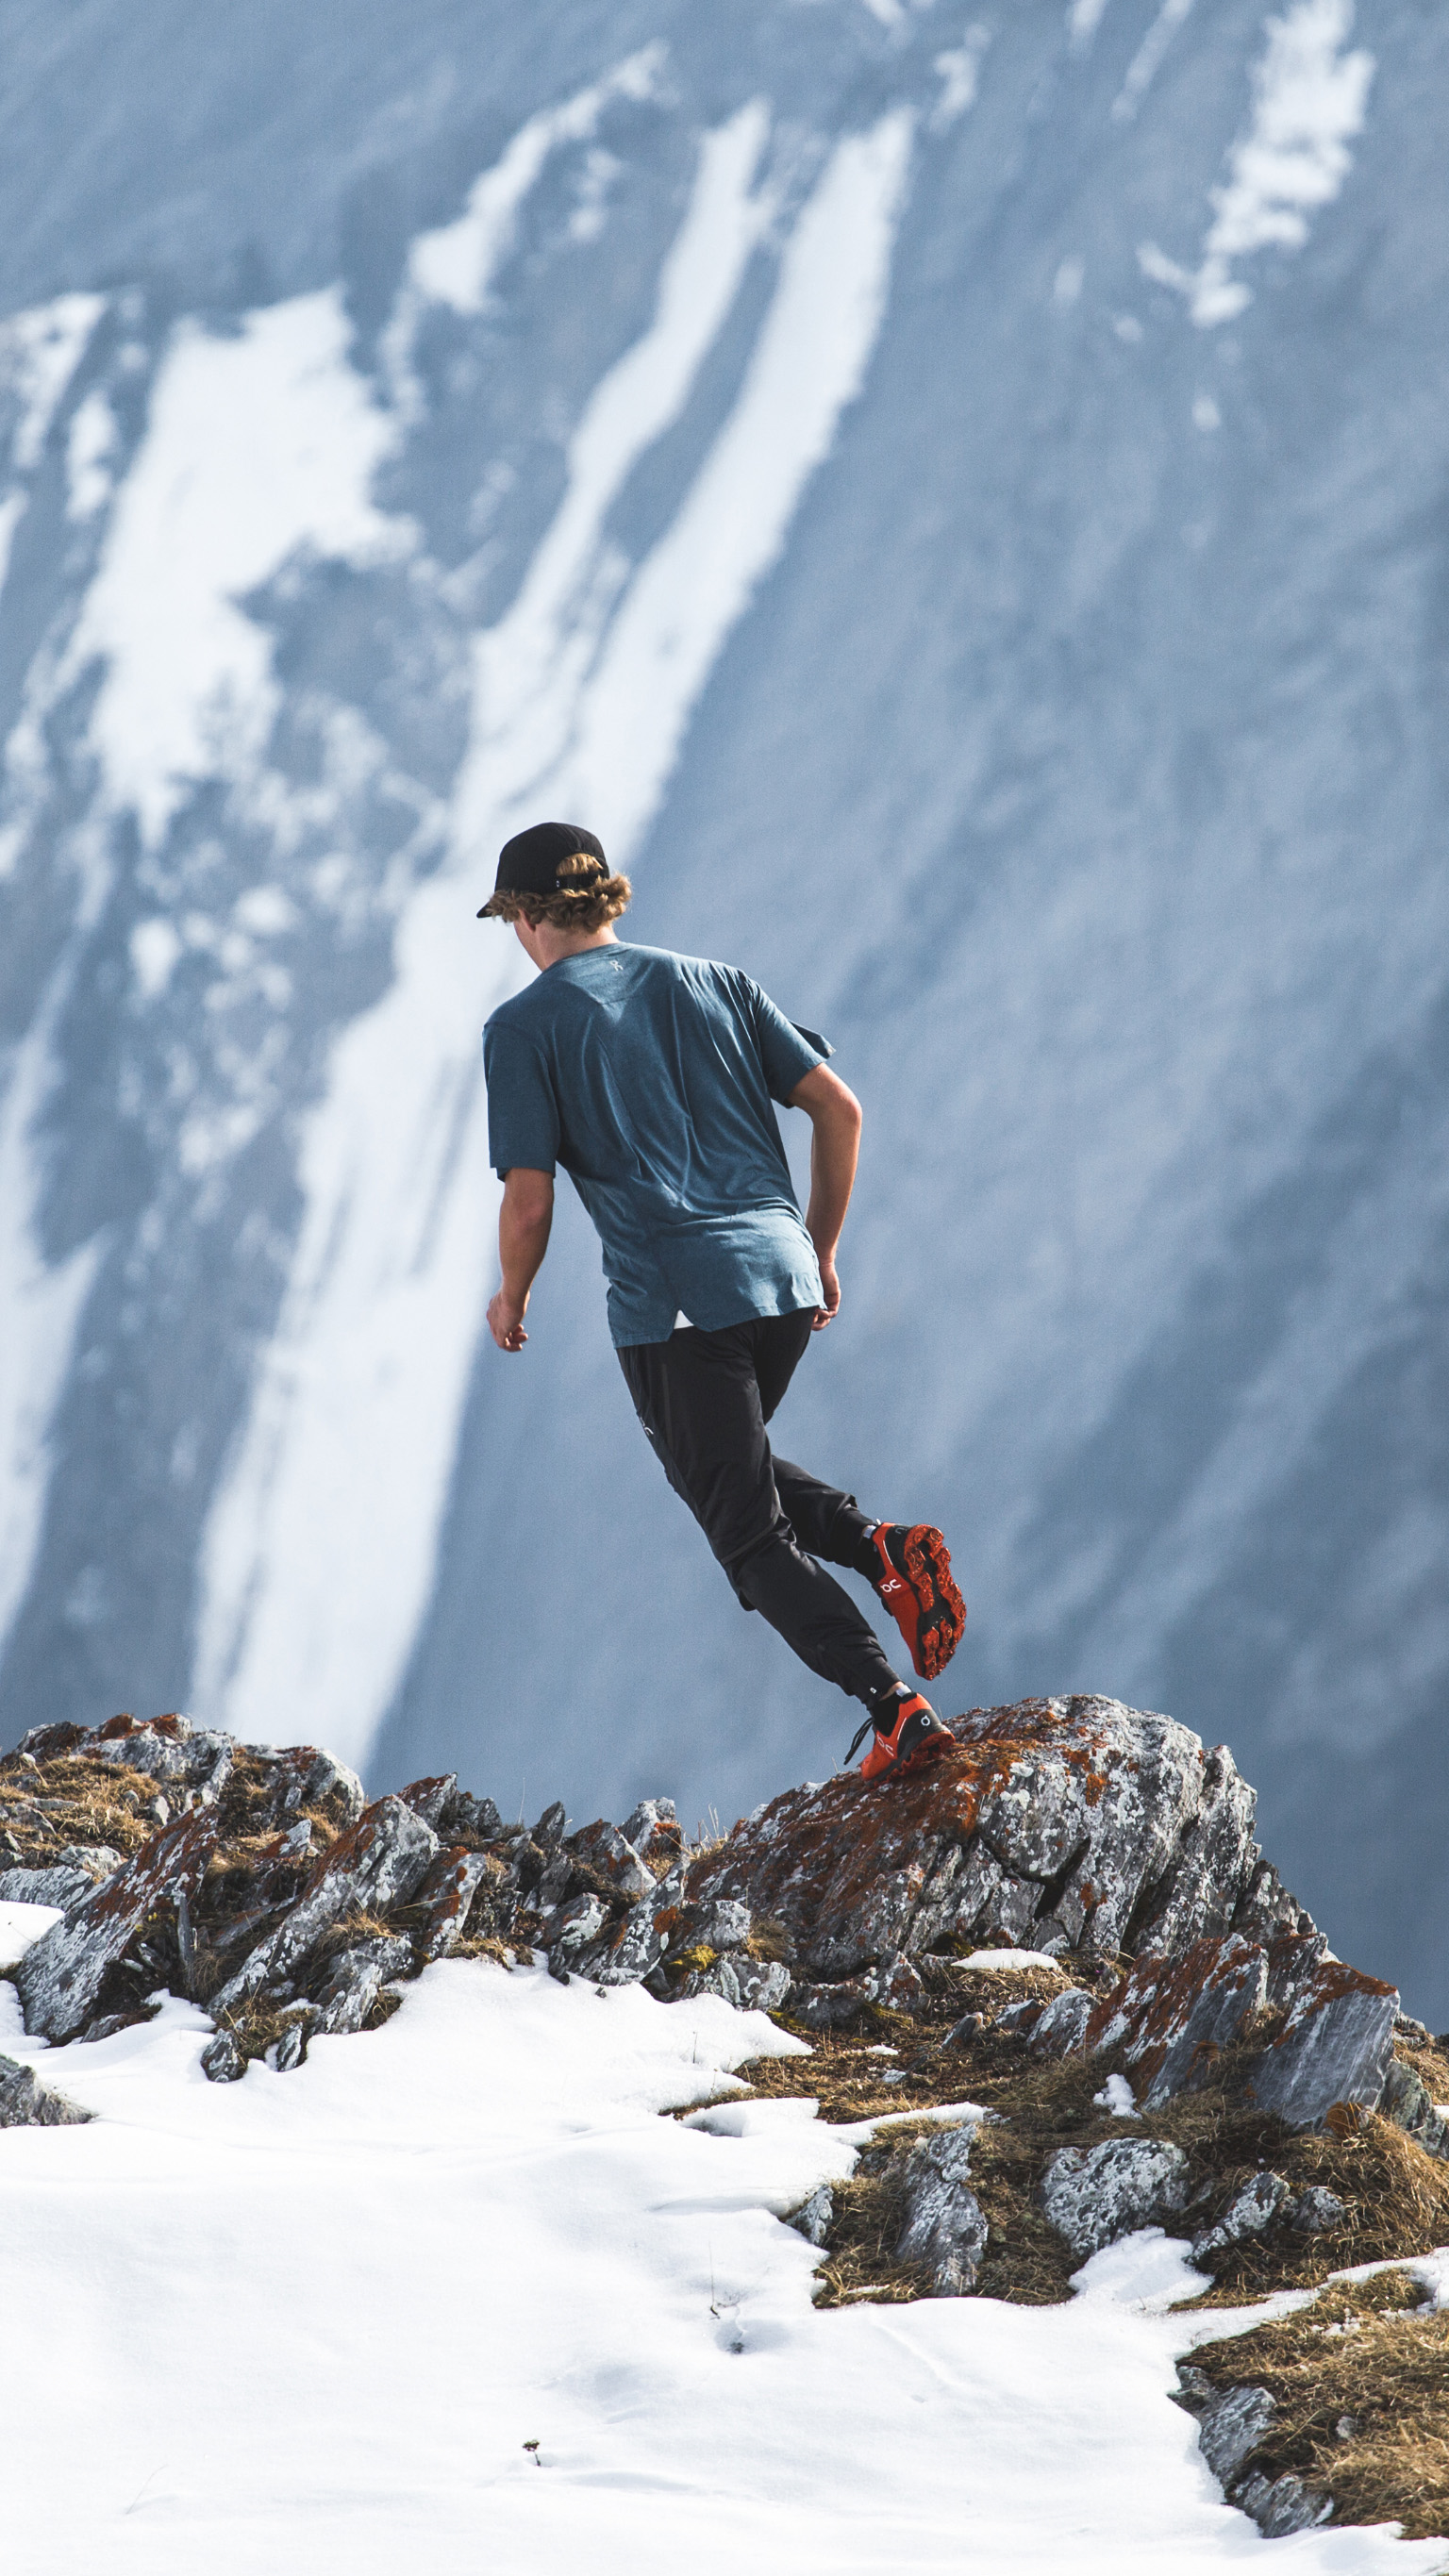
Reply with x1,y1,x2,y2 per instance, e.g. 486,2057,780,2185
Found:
481,848,632,932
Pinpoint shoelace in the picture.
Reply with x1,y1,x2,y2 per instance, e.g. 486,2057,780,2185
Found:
843,1714,874,1766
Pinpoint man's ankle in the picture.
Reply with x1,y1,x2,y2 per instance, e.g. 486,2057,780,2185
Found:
868,1678,913,1731
852,1520,886,1582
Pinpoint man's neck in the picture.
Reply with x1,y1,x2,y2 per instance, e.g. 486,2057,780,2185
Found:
519,921,621,972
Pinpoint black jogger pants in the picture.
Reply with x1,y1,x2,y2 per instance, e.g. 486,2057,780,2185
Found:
618,1310,901,1706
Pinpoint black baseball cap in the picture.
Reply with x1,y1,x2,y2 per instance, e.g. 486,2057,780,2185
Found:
476,821,607,917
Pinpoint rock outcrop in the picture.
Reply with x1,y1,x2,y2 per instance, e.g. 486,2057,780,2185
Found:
0,1695,1436,2180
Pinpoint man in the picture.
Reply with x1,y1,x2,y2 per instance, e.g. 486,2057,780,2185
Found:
478,820,965,1782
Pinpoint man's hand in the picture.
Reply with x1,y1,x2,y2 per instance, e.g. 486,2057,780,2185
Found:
488,1287,530,1352
812,1252,841,1331
788,1065,861,1335
490,1167,555,1354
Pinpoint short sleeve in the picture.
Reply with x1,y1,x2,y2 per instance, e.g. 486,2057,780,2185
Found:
484,1022,561,1175
747,981,830,1104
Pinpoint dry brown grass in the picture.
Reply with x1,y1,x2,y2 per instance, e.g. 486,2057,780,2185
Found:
733,2019,1449,2316
0,1752,164,1863
1191,2269,1449,2542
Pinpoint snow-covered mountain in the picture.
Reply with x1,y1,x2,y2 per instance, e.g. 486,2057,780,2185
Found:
1,1,1445,2014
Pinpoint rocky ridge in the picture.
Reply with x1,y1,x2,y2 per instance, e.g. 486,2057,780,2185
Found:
3,1695,1446,2542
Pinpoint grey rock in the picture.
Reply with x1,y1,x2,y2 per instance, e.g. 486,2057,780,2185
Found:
788,2185,834,2248
1379,2056,1449,2160
546,1891,608,1981
443,1790,504,1842
1041,2136,1190,2259
312,1935,413,2036
677,1953,791,2013
200,2031,245,2084
1232,1856,1321,1946
895,2123,989,2294
1087,1935,1270,2107
1290,2185,1347,2235
397,1772,459,1829
734,1957,791,2013
1235,2471,1332,2536
690,1700,1309,1995
1394,2013,1433,2047
81,2011,136,2043
0,1865,96,1911
793,1979,875,2031
996,1997,1044,2037
298,1750,366,1824
1197,2384,1276,2486
569,1819,655,1903
577,1863,686,1988
208,1796,438,2019
0,2053,92,2126
274,2020,307,2073
416,1847,504,1960
88,1718,237,1799
618,1800,682,1874
945,2012,988,2047
16,1808,223,2042
1246,1968,1398,2131
1031,1987,1094,2057
534,1802,567,1850
1191,2169,1291,2261
944,1840,1043,1953
700,1899,751,1951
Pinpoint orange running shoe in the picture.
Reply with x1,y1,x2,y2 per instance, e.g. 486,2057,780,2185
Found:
857,1690,955,1784
869,1523,966,1681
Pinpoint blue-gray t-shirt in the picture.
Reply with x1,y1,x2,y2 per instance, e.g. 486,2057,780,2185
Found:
483,942,827,1347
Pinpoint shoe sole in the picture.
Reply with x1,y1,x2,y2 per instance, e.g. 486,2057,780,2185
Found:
894,1525,967,1681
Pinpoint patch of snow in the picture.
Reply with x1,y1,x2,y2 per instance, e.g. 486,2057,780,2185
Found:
959,1946,1063,1971
196,107,914,1771
931,27,990,130
558,108,916,852
382,45,668,419
0,1900,64,1969
129,916,183,1002
0,488,25,593
0,1005,105,1661
68,289,408,847
65,387,117,519
835,2099,987,2145
1068,0,1111,48
1095,2072,1141,2117
1138,0,1374,325
231,884,297,938
1111,0,1196,125
2,1969,1440,2572
0,291,105,472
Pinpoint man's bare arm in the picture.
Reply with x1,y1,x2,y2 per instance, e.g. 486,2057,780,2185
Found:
488,1167,555,1352
787,1063,862,1330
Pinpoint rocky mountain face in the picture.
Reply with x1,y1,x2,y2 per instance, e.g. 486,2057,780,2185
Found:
0,1,1445,2016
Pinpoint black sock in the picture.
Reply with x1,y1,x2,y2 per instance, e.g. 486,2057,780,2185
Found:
852,1520,890,1582
868,1679,912,1730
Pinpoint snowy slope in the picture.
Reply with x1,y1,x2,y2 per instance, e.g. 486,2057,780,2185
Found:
3,1933,1447,2573
0,2,1445,2014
